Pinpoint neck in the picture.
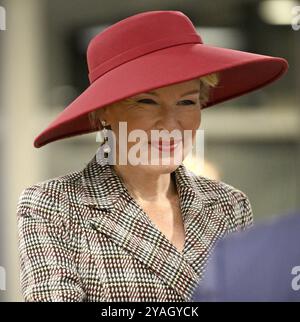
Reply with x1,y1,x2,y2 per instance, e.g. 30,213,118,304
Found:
112,164,178,203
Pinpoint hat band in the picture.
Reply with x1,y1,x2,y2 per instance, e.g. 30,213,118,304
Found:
88,33,202,83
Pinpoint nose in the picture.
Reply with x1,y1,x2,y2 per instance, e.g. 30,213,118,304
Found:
155,106,181,132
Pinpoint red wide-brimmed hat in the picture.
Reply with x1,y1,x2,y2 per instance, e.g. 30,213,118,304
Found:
34,10,288,148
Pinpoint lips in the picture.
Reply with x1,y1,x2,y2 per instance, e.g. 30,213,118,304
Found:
148,139,182,151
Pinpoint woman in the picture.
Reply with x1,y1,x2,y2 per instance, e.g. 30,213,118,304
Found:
16,10,288,302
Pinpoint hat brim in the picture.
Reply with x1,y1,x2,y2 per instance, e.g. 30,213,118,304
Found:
34,43,288,148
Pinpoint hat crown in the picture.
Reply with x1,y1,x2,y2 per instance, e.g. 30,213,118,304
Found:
87,11,202,83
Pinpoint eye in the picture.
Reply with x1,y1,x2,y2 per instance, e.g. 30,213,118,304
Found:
136,98,197,106
178,100,196,105
137,99,157,104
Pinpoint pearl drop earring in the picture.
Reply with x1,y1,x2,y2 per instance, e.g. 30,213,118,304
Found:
100,120,111,158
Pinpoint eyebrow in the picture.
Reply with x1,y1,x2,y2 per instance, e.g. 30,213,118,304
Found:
140,89,200,97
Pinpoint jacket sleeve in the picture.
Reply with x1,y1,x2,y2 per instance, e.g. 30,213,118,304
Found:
231,189,254,231
16,184,86,302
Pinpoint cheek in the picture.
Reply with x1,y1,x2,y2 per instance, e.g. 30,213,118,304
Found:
108,107,149,132
180,109,201,130
194,109,201,126
109,107,201,143
113,115,154,146
117,107,154,127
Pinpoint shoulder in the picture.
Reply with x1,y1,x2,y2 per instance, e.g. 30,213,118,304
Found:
197,174,250,202
187,168,251,203
191,172,254,231
16,167,84,227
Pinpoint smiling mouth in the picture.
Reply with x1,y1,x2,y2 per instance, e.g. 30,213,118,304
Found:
148,139,182,151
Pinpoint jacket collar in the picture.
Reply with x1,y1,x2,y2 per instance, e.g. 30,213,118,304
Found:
81,150,219,212
80,150,226,301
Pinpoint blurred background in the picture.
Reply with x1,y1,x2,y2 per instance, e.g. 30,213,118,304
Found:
0,0,299,301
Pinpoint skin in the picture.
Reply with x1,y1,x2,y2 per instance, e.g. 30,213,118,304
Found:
98,78,202,203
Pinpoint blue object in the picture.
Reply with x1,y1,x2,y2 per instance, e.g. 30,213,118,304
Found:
192,211,300,302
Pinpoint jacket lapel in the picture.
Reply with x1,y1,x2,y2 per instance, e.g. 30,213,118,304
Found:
80,151,227,300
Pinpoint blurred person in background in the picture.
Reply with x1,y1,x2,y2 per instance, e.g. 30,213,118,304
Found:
16,10,287,301
191,210,300,302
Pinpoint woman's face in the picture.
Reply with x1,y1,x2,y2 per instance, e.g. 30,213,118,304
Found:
101,78,202,174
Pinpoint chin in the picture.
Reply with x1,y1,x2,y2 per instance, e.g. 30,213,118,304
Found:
135,157,182,174
135,165,179,177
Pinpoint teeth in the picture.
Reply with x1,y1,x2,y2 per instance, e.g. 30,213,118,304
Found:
148,140,182,149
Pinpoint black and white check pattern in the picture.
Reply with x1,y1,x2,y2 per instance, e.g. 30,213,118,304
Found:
16,149,253,302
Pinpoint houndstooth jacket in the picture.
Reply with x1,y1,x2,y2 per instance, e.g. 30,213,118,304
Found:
16,150,253,302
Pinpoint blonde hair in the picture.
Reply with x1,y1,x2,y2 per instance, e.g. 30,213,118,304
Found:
88,72,220,129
